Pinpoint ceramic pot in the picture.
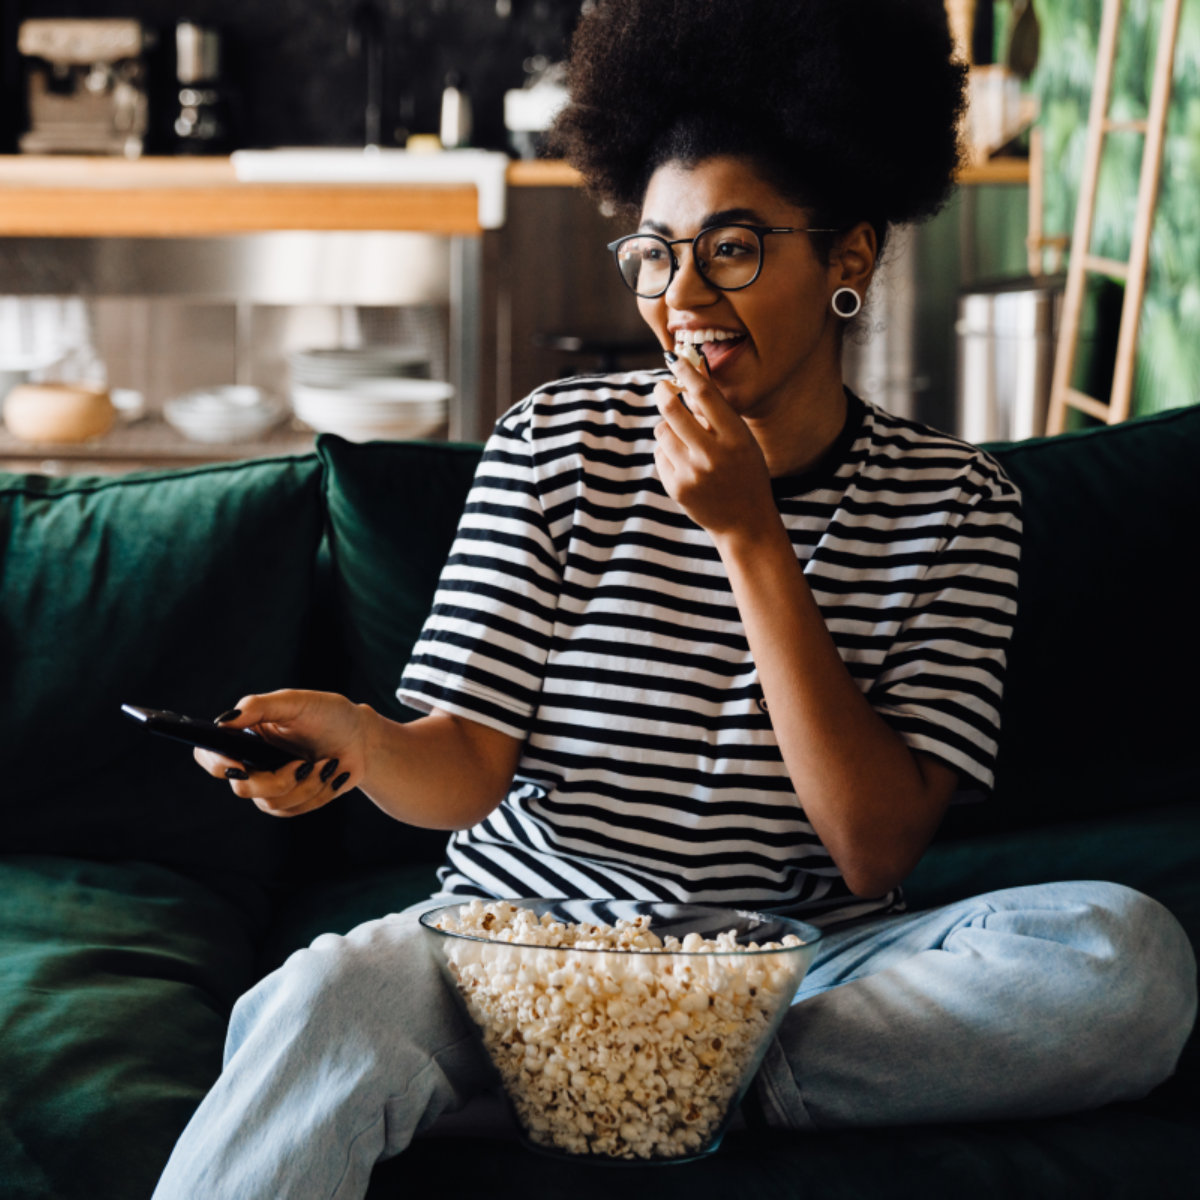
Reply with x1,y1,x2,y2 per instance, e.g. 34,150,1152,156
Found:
3,382,116,443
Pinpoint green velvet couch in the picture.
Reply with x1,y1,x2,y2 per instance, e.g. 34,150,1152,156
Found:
2,404,1198,1200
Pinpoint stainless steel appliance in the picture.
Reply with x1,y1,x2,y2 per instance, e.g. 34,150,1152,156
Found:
173,22,233,154
17,19,149,158
956,276,1064,444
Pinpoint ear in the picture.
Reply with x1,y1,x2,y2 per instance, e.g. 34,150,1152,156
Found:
831,221,878,297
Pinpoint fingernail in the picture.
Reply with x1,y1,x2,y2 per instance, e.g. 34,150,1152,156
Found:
663,351,679,367
215,709,241,724
331,771,350,792
224,767,249,781
295,761,314,782
319,758,340,784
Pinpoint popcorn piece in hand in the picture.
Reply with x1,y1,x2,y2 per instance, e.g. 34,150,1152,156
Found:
434,902,808,1161
673,342,708,374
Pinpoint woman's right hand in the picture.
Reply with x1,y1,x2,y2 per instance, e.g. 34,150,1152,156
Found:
194,689,372,818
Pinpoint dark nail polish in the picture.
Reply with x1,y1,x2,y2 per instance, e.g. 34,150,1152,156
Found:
331,771,350,792
663,350,679,367
295,761,314,782
215,709,241,724
319,758,340,784
224,767,249,781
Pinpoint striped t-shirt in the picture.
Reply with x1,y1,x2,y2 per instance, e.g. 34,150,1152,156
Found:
398,372,1022,926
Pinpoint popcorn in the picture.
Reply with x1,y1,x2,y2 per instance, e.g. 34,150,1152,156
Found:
431,900,808,1161
673,341,708,373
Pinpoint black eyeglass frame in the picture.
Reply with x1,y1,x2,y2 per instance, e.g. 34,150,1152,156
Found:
606,223,840,298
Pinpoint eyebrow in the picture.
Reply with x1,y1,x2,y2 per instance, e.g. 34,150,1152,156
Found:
638,207,768,236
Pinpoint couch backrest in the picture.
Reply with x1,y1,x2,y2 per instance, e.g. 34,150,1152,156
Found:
942,403,1200,839
950,403,1200,835
314,405,1200,859
5,404,1194,887
0,456,327,890
312,436,482,869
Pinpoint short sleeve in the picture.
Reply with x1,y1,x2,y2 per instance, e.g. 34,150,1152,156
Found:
868,468,1022,795
398,397,562,740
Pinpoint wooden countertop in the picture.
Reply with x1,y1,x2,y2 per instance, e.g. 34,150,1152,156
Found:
0,156,482,236
0,155,1026,237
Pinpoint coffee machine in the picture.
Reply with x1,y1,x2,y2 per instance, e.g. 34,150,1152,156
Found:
17,19,150,158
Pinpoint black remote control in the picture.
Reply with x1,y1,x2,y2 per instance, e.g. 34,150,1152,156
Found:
121,705,306,772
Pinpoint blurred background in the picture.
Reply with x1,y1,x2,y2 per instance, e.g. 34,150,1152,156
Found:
0,0,1196,472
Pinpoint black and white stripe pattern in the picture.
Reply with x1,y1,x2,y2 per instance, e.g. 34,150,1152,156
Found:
399,373,1022,926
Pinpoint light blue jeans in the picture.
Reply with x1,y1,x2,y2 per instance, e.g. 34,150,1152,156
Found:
152,882,1196,1200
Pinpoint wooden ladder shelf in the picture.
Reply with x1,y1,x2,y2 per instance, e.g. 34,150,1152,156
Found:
1046,0,1184,434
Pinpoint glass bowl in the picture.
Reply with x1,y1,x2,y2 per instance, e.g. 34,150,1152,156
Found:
419,899,821,1165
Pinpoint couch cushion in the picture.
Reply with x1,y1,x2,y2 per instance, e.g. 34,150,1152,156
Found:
0,456,325,885
317,435,481,723
317,435,480,868
942,404,1200,838
257,862,441,976
0,856,257,1200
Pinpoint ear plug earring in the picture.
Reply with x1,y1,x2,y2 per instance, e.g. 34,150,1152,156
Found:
831,287,862,318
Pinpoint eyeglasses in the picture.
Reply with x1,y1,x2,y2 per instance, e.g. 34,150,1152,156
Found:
607,223,838,299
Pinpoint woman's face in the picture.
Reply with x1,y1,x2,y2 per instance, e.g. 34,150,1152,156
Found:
635,155,872,419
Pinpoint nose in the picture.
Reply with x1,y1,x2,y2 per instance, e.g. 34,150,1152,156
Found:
665,245,719,310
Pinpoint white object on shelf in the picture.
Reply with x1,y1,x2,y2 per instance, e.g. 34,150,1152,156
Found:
230,148,511,229
0,296,102,383
440,86,473,151
291,378,454,443
110,388,145,422
503,82,569,133
968,67,1032,161
288,346,431,387
164,385,287,444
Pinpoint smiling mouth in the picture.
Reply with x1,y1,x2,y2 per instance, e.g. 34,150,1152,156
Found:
673,330,748,370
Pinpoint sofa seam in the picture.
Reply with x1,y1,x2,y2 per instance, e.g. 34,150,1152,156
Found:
0,451,322,500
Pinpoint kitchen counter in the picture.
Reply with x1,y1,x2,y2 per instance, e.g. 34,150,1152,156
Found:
0,156,480,236
0,156,1025,237
0,154,1031,461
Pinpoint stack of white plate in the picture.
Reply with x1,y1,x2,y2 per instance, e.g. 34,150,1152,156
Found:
291,378,454,442
289,347,431,387
288,346,452,442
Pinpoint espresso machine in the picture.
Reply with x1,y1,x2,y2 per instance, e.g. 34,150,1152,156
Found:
17,19,150,158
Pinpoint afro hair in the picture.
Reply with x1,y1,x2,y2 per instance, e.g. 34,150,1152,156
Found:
548,0,969,255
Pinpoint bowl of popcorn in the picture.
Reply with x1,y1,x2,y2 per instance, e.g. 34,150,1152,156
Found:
420,899,821,1164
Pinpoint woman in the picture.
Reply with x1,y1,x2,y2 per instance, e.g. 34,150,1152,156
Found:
153,1,1195,1196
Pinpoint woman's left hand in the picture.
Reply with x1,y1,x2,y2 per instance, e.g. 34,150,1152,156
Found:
653,356,777,542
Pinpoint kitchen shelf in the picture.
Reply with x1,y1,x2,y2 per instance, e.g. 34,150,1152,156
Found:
0,155,1029,239
0,418,318,475
958,157,1031,185
511,159,1031,187
0,156,482,237
506,160,585,187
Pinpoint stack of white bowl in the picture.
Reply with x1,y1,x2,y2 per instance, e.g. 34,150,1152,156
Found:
164,386,287,443
289,348,453,442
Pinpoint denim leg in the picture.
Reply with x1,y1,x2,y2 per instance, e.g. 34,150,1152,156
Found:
756,881,1197,1130
152,900,490,1200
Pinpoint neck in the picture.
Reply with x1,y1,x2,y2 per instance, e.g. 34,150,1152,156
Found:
744,356,849,478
